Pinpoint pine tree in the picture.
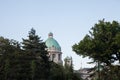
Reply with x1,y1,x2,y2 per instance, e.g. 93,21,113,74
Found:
22,28,50,80
22,28,42,53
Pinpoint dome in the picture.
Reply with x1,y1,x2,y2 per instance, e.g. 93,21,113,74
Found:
45,32,61,51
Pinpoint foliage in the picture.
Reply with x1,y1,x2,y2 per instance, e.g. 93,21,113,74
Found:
22,28,43,53
49,61,82,80
72,20,120,64
0,28,50,80
31,60,36,80
72,19,120,80
49,62,65,80
22,28,50,80
0,28,82,80
4,59,10,80
89,65,120,80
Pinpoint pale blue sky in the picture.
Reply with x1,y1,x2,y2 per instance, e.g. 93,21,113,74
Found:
0,0,120,70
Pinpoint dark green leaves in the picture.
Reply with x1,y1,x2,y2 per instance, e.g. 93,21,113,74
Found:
73,20,120,65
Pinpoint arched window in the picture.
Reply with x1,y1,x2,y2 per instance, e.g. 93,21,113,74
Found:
52,54,56,61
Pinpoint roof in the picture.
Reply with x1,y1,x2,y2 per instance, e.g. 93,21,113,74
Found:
45,32,61,51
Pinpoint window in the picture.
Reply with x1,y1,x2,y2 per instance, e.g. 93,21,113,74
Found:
52,54,56,61
58,54,61,60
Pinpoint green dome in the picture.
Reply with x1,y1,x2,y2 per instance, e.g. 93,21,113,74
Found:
45,33,61,51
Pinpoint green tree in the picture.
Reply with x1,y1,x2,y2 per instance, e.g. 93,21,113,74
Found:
73,20,120,65
0,37,23,80
0,28,50,80
22,28,50,80
22,28,42,53
72,20,120,80
4,59,10,80
31,60,36,80
49,62,65,80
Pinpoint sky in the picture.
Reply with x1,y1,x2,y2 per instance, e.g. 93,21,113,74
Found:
0,0,120,70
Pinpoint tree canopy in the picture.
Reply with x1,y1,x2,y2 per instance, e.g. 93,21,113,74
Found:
72,20,120,80
0,28,82,80
73,20,120,65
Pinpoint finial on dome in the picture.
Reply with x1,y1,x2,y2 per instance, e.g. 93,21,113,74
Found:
48,32,53,38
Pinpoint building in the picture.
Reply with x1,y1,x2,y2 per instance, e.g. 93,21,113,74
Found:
74,68,92,80
45,32,62,64
64,56,72,67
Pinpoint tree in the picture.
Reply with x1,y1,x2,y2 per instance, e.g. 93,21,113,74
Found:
22,28,49,65
4,59,10,80
49,62,65,80
0,28,50,80
22,28,42,53
22,28,50,80
31,60,36,80
72,20,120,80
73,19,120,65
0,37,23,80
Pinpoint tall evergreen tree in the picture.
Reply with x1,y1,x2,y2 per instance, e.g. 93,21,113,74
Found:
22,28,50,80
22,28,42,53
